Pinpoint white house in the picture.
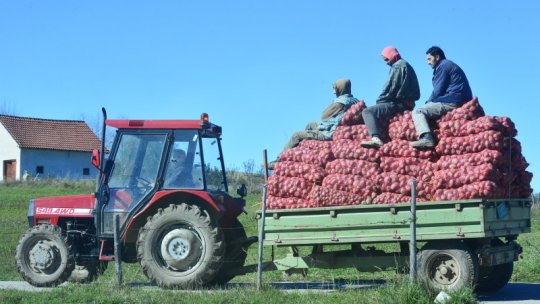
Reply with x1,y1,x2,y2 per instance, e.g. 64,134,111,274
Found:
0,114,101,181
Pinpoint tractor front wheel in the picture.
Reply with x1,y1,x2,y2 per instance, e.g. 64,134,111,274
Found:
15,224,75,287
136,204,225,288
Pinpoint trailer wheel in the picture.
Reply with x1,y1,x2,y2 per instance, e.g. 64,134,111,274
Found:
136,204,225,288
417,241,478,292
476,239,514,292
15,224,75,287
209,219,248,285
68,261,108,284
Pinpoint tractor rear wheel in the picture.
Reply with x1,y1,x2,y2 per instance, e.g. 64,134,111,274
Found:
68,261,108,284
417,241,478,292
136,204,225,288
15,224,75,287
209,219,248,285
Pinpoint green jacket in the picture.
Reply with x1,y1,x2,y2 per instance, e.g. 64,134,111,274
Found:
376,58,420,105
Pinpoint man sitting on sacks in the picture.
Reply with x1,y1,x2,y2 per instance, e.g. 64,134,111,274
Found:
410,46,473,149
361,46,420,149
268,78,360,169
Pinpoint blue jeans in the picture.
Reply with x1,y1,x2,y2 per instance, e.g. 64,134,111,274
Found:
362,102,404,137
412,102,457,136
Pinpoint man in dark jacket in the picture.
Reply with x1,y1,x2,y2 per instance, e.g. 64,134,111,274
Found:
361,46,420,148
410,46,472,148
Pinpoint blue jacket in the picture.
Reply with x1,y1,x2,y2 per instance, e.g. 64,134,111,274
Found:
428,59,472,105
318,94,359,137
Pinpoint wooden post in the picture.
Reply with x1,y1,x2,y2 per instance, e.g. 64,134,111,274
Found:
257,150,269,291
114,214,123,288
409,178,417,283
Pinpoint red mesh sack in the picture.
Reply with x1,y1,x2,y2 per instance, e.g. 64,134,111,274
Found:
510,153,529,172
438,97,485,123
325,159,380,177
432,180,505,201
266,195,318,209
331,139,381,162
332,124,370,141
278,146,334,167
274,161,326,183
373,192,411,204
495,116,517,137
380,156,435,177
432,163,502,189
436,130,505,156
309,185,371,206
377,172,431,197
340,101,366,126
436,150,506,170
322,173,377,197
388,111,417,141
438,116,505,138
298,139,333,150
267,175,314,199
381,140,437,160
509,170,533,198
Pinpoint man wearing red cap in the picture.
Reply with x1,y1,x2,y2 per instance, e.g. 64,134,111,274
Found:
361,46,420,148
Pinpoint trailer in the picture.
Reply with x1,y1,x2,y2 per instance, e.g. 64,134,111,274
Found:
254,197,531,292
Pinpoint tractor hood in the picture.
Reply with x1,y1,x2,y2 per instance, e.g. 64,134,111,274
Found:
30,194,96,226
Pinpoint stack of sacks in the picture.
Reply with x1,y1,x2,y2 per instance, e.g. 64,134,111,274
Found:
432,98,533,200
315,147,379,206
267,97,533,209
266,140,333,209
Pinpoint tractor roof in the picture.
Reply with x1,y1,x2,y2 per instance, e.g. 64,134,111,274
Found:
105,119,209,129
105,118,222,136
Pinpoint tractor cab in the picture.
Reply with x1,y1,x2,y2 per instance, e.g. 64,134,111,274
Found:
94,113,235,238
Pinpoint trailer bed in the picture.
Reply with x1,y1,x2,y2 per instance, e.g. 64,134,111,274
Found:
259,198,531,246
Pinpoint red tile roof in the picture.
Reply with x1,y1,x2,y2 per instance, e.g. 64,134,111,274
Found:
0,114,101,152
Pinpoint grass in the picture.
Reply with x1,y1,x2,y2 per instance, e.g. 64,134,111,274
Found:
1,181,538,303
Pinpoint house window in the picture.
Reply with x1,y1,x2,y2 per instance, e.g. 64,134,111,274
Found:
83,168,90,176
36,166,44,174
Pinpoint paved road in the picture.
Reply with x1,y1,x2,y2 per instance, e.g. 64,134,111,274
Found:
1,281,539,303
477,283,540,304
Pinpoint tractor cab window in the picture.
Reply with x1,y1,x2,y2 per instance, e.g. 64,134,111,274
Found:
164,130,204,189
102,133,167,235
201,136,227,192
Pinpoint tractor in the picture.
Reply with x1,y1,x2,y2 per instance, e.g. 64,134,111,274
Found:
15,110,252,288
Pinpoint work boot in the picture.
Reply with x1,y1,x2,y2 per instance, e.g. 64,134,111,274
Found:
410,133,435,149
361,136,384,149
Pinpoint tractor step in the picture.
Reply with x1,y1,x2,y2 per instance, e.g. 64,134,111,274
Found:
99,240,115,261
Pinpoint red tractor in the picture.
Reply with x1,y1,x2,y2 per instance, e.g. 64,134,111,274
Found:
15,110,252,288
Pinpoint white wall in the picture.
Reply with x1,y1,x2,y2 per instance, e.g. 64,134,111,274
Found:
0,123,21,181
21,149,99,180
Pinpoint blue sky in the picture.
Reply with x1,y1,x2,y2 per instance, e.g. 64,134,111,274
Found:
1,1,539,193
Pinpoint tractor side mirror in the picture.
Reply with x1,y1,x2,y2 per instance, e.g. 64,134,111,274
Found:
91,149,100,168
236,184,247,198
